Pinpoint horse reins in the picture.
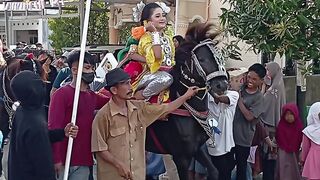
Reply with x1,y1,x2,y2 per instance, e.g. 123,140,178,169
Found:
180,66,209,101
2,68,15,129
1,58,38,130
175,39,228,146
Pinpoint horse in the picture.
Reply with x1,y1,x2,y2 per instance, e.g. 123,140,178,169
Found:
0,51,44,176
144,23,228,180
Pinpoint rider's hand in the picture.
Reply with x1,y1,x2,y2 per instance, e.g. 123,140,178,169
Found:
64,123,79,138
183,86,199,99
145,21,157,32
116,161,132,180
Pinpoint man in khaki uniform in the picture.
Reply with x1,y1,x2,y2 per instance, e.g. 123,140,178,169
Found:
91,68,198,180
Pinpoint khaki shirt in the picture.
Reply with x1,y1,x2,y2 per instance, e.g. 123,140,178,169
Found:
91,99,168,180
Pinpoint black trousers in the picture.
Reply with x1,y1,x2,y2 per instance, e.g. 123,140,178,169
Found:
211,151,235,180
234,145,250,180
262,159,276,180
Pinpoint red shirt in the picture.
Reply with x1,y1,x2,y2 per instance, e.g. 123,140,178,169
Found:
48,85,110,166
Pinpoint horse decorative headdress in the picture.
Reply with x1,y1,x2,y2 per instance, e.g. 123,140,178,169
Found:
132,1,171,22
190,39,227,82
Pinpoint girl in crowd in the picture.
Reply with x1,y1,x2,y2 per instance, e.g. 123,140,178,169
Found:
135,2,175,100
275,103,303,180
301,102,320,180
123,3,175,101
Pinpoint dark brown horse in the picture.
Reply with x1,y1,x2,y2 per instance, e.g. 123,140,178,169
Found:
145,24,228,180
0,51,44,175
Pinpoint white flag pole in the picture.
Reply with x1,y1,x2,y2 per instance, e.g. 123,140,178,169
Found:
174,0,179,35
63,0,91,179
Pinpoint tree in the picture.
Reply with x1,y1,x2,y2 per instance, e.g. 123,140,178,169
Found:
220,0,320,119
48,2,109,51
220,0,320,74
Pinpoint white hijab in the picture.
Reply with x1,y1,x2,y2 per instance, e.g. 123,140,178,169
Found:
303,102,320,145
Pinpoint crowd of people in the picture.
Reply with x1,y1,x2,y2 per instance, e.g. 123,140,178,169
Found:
0,2,319,180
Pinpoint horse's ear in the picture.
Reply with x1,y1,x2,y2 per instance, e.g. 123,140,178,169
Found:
185,23,220,42
19,59,25,65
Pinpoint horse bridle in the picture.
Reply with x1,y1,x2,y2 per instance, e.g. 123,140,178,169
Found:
2,68,15,129
180,39,227,99
177,39,228,145
189,39,227,82
1,57,38,129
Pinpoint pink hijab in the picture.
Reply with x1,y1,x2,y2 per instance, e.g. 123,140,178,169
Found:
276,103,303,153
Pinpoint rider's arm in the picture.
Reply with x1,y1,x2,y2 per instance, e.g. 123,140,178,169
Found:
152,45,162,60
128,53,146,63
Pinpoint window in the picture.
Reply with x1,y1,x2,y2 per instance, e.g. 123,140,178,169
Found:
29,36,38,44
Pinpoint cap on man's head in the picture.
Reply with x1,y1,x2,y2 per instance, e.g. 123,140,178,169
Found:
66,50,95,67
61,51,69,58
104,68,130,90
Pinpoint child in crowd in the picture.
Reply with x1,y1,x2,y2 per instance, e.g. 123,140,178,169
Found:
275,103,303,180
301,102,320,180
232,63,266,180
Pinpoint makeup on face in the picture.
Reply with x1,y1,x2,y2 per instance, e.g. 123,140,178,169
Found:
149,8,167,30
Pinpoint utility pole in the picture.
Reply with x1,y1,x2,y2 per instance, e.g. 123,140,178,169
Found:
4,9,10,46
79,0,84,42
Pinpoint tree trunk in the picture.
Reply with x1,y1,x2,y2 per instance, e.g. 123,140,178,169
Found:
261,52,275,65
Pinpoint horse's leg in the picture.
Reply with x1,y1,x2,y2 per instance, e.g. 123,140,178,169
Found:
172,155,192,180
194,144,219,180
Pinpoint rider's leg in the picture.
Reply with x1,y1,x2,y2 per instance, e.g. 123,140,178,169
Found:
137,71,173,99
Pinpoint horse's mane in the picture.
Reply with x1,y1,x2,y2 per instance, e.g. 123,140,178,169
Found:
170,23,220,99
174,23,220,68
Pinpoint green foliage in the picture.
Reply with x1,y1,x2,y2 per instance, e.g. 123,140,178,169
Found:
119,23,138,44
220,0,320,65
48,17,80,52
48,2,109,51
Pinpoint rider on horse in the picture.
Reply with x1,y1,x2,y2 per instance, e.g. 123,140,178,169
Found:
117,2,175,103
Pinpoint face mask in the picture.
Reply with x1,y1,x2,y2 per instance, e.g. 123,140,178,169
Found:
82,72,95,84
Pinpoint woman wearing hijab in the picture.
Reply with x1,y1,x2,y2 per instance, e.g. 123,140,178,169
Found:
260,62,286,180
301,102,320,180
275,103,303,180
8,71,78,180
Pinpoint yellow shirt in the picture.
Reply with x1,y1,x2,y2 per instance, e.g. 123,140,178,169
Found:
138,32,175,74
91,99,169,180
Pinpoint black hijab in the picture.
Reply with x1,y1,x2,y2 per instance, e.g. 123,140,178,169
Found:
10,70,46,109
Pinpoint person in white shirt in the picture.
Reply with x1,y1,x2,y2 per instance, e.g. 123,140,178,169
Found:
207,83,239,180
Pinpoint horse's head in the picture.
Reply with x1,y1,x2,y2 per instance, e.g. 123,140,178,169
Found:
4,53,44,81
191,39,228,96
178,23,228,98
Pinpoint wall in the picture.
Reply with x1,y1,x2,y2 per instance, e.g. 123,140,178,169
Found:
10,19,40,45
283,76,297,104
305,75,320,106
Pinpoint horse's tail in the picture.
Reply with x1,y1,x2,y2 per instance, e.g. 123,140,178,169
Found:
184,23,221,44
